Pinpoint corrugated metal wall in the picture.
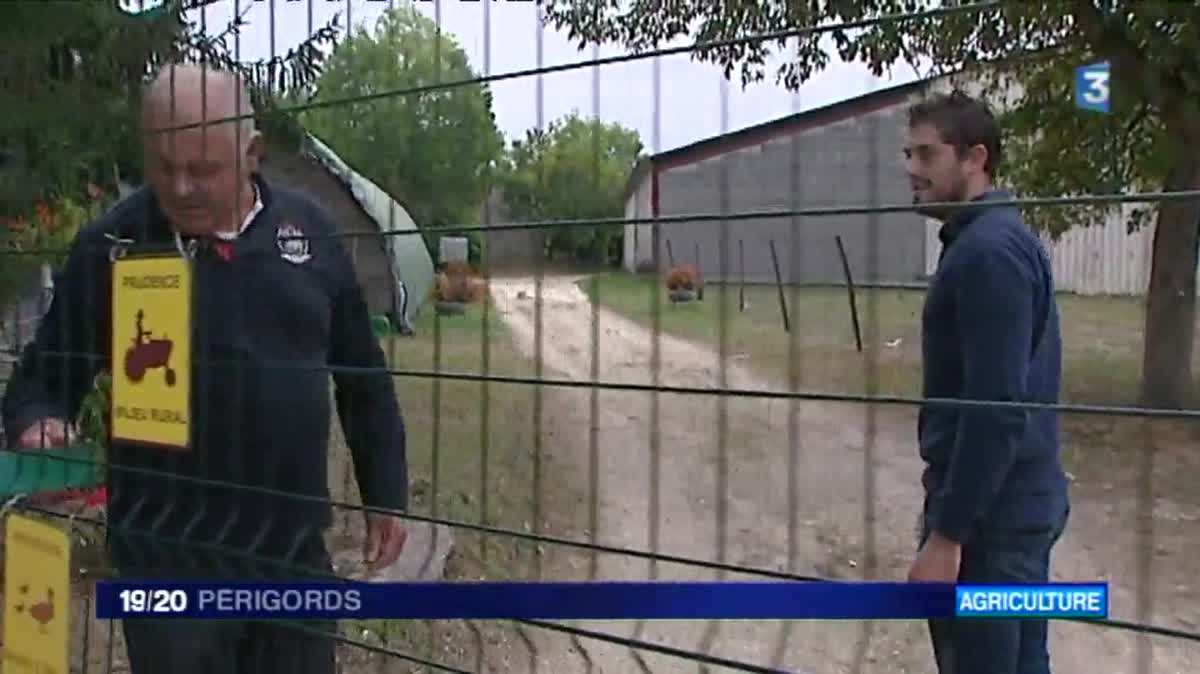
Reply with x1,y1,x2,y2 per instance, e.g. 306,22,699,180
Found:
642,103,929,285
925,207,1155,296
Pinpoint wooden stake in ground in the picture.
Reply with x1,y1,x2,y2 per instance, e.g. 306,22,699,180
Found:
768,239,790,333
835,235,864,353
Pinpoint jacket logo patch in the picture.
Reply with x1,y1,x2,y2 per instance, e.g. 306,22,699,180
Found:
276,223,311,264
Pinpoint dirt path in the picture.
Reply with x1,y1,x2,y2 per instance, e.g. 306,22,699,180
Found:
489,275,1199,674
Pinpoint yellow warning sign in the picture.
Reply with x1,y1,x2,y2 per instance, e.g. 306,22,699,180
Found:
2,514,71,674
110,255,192,450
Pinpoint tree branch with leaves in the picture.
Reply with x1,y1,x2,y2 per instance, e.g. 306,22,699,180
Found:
496,113,643,264
298,5,506,263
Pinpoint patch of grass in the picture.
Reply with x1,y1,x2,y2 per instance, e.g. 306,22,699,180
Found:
582,272,925,397
582,272,1199,503
582,272,1185,405
382,298,545,567
327,297,568,671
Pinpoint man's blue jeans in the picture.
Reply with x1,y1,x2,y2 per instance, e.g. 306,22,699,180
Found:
920,506,1069,674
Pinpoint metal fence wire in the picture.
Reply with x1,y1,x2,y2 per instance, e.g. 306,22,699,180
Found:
1,1,1199,673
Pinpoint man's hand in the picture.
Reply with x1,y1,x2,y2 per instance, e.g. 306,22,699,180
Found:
907,530,962,582
15,419,76,449
363,512,408,576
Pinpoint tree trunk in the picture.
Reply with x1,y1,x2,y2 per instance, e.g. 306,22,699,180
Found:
1140,153,1200,408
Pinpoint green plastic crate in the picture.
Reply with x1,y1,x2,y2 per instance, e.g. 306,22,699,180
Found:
0,445,102,501
370,314,392,337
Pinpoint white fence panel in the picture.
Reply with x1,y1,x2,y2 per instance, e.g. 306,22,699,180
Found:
925,208,1154,296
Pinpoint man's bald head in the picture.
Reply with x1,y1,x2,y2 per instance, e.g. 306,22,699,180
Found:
141,64,264,236
142,64,258,151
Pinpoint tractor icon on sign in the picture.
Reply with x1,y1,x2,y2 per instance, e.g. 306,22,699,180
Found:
124,309,177,387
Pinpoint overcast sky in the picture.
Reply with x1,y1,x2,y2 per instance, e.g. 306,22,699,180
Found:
187,0,928,153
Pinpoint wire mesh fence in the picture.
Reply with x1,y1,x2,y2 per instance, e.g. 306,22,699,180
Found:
1,1,1199,673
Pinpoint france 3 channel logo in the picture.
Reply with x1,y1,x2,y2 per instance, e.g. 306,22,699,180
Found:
1074,61,1111,114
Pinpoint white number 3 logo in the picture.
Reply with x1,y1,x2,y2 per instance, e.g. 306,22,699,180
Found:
1082,71,1110,104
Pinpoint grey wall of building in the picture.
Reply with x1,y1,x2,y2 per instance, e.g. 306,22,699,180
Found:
654,103,928,285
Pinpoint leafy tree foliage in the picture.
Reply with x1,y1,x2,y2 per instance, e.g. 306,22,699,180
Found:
298,6,506,264
0,0,338,307
542,0,1200,407
496,113,643,264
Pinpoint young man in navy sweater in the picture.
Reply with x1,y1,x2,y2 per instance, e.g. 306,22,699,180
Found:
2,65,409,673
903,91,1070,674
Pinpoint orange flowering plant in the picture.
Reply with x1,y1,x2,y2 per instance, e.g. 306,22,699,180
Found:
0,182,110,310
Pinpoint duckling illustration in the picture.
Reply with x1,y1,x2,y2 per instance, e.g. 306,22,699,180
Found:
14,584,55,632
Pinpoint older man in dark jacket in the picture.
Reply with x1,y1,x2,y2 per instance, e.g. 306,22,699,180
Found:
2,64,409,674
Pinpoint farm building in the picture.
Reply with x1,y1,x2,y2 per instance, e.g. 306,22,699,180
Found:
623,78,933,287
624,73,1156,296
260,132,435,332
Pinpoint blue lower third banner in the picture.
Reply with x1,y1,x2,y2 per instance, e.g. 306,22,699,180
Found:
94,581,1108,621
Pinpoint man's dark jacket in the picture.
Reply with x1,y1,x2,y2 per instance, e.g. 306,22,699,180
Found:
2,174,408,571
919,190,1069,545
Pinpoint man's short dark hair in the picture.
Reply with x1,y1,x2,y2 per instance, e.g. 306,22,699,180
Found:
908,90,1002,176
